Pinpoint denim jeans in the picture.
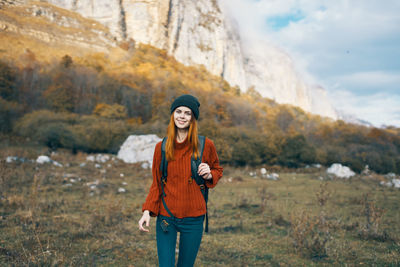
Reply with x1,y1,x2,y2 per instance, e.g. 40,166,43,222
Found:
156,215,204,267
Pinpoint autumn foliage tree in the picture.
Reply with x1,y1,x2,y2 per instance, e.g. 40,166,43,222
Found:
0,60,17,101
93,103,127,119
2,45,400,173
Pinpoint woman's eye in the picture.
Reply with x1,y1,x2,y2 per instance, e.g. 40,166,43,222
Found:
185,112,191,116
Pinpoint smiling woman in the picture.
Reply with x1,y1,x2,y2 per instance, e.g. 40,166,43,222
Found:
138,94,223,267
174,106,192,132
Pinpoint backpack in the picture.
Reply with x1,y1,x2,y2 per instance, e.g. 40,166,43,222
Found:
160,135,209,232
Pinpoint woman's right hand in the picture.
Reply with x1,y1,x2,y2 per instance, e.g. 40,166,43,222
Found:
138,210,151,232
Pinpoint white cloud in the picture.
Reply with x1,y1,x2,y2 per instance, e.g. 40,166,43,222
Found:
334,71,400,91
329,89,400,127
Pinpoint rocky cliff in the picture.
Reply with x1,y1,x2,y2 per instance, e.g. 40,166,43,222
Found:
1,0,337,119
0,1,116,53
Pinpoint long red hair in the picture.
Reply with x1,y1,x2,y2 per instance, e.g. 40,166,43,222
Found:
165,114,199,161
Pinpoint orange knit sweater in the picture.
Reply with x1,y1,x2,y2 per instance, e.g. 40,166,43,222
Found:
142,137,223,218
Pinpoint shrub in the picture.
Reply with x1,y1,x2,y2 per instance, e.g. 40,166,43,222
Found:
71,116,130,153
358,193,388,242
0,60,17,101
35,122,76,150
14,111,130,153
0,98,22,133
93,103,127,119
14,110,78,138
279,135,316,168
290,210,331,260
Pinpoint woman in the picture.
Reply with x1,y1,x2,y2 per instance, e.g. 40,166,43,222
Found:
138,94,223,267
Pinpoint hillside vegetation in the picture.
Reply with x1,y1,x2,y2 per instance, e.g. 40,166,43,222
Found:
1,1,400,174
1,41,400,174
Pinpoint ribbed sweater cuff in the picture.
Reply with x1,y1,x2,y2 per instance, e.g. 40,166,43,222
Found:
206,170,218,188
142,203,159,217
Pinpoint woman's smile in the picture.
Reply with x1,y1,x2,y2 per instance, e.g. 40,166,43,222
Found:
174,106,192,129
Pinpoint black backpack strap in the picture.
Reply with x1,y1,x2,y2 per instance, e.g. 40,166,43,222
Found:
160,137,175,219
160,137,168,183
190,135,209,232
191,135,206,186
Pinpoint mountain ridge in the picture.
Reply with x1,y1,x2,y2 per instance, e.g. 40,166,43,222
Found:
1,0,337,119
39,0,337,119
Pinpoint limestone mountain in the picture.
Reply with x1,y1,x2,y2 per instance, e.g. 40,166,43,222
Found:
0,0,337,119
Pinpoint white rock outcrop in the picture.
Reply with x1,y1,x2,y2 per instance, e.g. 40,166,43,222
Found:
117,134,162,166
41,0,336,119
327,163,355,179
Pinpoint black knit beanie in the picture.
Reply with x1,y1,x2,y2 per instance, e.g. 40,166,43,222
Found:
170,94,200,120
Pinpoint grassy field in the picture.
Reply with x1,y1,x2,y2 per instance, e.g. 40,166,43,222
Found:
1,140,400,266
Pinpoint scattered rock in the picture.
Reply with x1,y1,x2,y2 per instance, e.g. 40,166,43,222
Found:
249,172,257,177
117,134,162,166
99,154,110,162
393,179,400,188
258,168,279,180
53,161,63,167
86,180,99,187
312,163,322,168
266,173,279,181
95,164,101,168
36,155,51,164
86,154,110,163
122,182,128,186
385,173,397,179
380,181,393,187
327,163,355,179
120,173,124,177
141,162,150,169
80,163,86,167
118,187,126,193
6,156,18,163
362,165,371,175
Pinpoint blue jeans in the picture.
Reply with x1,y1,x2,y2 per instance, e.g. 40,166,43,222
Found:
156,215,204,267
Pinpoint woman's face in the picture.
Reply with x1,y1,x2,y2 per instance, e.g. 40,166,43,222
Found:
174,106,192,129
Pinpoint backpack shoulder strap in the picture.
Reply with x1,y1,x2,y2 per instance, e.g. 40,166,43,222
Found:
160,137,168,183
191,135,210,232
191,135,206,186
160,137,176,218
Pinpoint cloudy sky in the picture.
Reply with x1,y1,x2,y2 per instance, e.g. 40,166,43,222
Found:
220,0,400,127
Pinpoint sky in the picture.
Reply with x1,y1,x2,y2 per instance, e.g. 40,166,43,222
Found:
220,0,400,128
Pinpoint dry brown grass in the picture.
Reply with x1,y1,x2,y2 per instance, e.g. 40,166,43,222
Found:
1,144,400,266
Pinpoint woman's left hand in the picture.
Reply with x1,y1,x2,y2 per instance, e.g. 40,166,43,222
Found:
198,163,212,180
